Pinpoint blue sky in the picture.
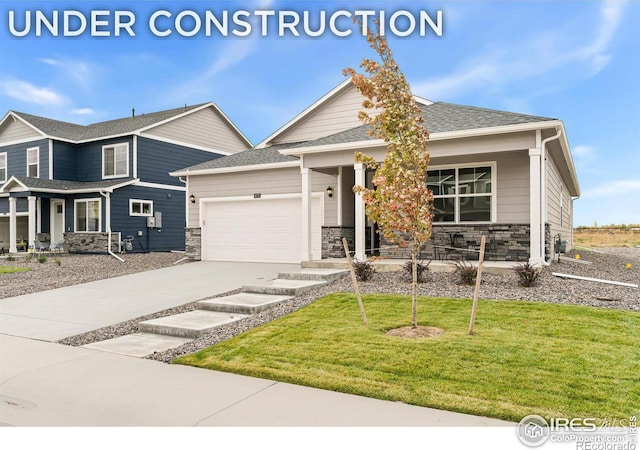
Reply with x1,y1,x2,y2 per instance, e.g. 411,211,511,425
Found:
0,0,638,226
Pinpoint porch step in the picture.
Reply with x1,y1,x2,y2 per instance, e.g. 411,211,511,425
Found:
277,268,348,283
83,333,191,358
242,279,326,296
138,310,248,339
197,293,292,315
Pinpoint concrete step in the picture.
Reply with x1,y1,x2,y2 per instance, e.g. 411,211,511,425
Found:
138,310,248,339
197,293,292,315
277,268,348,283
83,333,192,358
242,279,326,296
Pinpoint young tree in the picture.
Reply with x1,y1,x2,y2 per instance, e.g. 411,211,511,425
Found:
343,28,433,328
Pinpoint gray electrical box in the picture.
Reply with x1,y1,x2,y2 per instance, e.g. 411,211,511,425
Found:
154,212,162,228
147,216,156,228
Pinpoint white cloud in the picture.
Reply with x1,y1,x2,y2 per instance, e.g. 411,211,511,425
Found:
39,57,93,88
412,1,629,100
582,179,640,198
72,108,95,116
0,78,66,106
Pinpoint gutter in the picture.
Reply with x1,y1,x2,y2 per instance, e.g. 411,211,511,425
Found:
540,128,562,266
99,190,125,262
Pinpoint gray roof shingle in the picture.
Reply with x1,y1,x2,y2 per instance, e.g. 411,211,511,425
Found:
10,177,136,192
295,102,555,148
175,143,300,172
11,104,207,141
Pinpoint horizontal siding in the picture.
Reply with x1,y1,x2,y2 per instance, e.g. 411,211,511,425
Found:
143,107,250,153
0,138,49,180
110,186,186,252
547,153,573,246
187,167,336,228
275,86,373,144
0,197,29,214
77,137,133,182
53,141,77,180
0,118,41,145
136,136,222,186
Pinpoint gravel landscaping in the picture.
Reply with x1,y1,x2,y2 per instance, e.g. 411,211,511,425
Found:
0,253,188,299
54,247,639,363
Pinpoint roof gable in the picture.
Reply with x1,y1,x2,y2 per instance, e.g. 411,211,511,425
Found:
0,112,44,145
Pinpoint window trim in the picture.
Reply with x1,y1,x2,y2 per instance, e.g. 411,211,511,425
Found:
428,161,497,224
129,199,154,217
74,198,102,233
26,147,39,178
0,152,6,182
102,142,129,179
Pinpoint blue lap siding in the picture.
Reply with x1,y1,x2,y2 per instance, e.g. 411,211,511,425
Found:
76,137,134,181
1,138,49,179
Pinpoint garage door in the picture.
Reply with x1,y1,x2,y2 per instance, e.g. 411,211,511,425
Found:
202,195,322,263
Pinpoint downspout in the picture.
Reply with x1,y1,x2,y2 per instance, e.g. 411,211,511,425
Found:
540,127,562,265
99,190,125,262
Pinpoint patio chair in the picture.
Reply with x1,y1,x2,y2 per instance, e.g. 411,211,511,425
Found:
51,239,65,253
34,239,50,255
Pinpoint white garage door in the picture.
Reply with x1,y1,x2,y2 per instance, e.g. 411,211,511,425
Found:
202,195,322,263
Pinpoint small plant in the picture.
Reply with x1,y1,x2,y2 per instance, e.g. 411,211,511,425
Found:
454,259,477,285
37,254,48,264
55,258,62,266
352,259,375,282
513,262,541,287
6,254,15,261
24,254,33,262
402,260,431,283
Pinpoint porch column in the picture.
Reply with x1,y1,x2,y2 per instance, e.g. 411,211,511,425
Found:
529,147,542,265
9,197,17,254
301,167,312,261
28,196,36,249
354,162,366,261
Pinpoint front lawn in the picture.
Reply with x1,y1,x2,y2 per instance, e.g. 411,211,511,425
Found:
0,266,30,274
175,293,639,422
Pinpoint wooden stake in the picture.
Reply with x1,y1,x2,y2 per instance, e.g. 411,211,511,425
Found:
342,237,368,327
468,235,486,335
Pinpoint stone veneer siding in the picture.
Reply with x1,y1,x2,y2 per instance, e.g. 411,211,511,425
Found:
321,227,355,258
185,227,201,260
64,232,120,254
375,224,539,262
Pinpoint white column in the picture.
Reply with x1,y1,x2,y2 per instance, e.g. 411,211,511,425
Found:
301,167,312,261
9,197,17,254
28,196,36,249
36,198,42,233
354,162,366,261
104,192,111,233
336,166,343,226
529,148,542,265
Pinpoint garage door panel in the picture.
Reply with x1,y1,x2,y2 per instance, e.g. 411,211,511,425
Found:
203,196,321,263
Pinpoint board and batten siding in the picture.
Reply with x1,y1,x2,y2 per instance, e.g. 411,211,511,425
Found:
187,167,337,228
142,107,250,154
272,85,374,145
0,117,42,145
428,150,530,224
546,152,573,249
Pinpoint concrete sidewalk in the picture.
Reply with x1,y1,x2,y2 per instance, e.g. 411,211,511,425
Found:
0,261,297,341
0,335,512,427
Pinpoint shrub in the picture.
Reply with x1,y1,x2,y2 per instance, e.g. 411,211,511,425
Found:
37,254,47,264
24,254,33,262
6,254,15,261
514,262,541,287
454,259,477,285
352,259,375,282
402,260,431,283
55,258,62,266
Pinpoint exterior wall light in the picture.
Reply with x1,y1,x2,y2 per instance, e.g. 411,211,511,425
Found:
326,186,334,198
189,194,196,204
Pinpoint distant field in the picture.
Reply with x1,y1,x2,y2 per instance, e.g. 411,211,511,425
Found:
574,227,640,248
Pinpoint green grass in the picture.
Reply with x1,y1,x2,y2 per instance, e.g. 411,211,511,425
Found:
175,294,640,422
0,265,30,274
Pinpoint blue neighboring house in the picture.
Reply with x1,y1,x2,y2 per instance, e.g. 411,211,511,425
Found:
0,103,251,254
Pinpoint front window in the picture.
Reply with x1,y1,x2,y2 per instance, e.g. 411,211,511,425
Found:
102,143,129,178
27,147,39,177
0,152,6,182
130,199,153,216
427,164,494,223
75,199,101,232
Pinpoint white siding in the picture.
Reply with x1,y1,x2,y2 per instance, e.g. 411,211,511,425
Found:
273,86,373,144
546,152,573,250
0,118,41,145
143,107,249,153
188,167,337,227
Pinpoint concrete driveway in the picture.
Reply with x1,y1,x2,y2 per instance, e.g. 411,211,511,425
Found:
0,261,297,341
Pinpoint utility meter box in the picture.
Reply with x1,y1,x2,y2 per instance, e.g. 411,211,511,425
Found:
154,212,162,228
147,216,156,228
